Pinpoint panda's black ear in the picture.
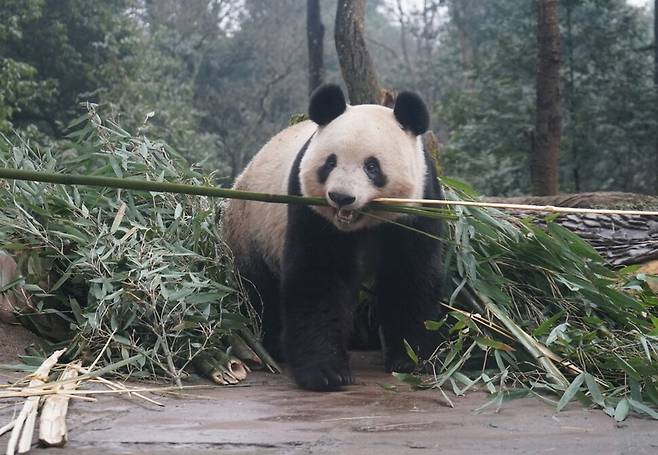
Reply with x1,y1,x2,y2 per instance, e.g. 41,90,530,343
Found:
394,91,430,136
309,84,347,126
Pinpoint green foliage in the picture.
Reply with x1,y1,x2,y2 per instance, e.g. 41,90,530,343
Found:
0,0,320,181
0,0,234,172
0,107,266,381
0,0,50,133
413,180,658,420
99,25,225,173
0,0,137,135
435,1,536,195
560,0,657,193
388,0,657,195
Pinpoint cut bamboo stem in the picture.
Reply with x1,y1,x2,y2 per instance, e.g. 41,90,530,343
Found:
0,385,209,399
0,421,15,438
227,334,262,365
0,168,324,207
6,349,65,455
193,351,248,385
38,362,80,447
226,357,248,381
238,329,281,374
375,197,658,216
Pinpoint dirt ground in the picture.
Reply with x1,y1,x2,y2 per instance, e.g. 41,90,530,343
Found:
0,323,41,364
1,349,657,455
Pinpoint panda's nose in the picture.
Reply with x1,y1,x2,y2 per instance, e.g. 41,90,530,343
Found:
328,192,356,207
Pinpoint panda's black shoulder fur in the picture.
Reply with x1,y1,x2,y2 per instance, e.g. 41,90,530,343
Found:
287,137,312,196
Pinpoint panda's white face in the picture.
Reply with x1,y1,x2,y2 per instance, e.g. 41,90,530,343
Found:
299,105,427,232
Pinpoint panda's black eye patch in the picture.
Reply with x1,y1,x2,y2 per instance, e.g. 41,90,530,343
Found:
364,156,387,187
317,154,337,183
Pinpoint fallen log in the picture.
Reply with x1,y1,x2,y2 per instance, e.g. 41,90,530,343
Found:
484,192,658,267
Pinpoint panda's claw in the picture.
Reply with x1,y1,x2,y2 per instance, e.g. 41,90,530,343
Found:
292,361,353,391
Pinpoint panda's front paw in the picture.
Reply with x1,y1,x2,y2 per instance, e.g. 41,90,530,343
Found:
291,359,353,391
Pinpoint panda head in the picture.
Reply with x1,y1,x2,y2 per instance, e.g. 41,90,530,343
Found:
299,84,430,232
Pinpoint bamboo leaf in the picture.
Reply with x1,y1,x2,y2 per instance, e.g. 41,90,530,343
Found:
557,373,585,412
475,337,514,352
424,319,445,331
627,398,658,420
584,373,605,408
614,398,630,422
403,339,419,365
111,202,127,234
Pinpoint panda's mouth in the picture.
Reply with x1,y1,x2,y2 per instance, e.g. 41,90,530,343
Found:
335,208,360,226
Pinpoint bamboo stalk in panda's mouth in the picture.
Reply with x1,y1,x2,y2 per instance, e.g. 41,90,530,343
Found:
2,168,658,217
373,197,658,216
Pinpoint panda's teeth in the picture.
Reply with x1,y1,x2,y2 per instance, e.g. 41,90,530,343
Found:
337,209,354,224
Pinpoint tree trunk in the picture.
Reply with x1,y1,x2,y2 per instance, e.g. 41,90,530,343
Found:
531,0,561,196
449,0,474,70
565,1,579,192
654,0,657,194
335,0,381,105
307,0,325,95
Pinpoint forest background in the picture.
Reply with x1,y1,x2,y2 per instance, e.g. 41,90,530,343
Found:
1,0,657,196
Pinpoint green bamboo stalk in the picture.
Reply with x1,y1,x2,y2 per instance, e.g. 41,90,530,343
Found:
0,168,324,206
0,167,449,218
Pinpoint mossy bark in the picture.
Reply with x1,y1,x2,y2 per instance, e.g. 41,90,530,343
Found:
335,0,381,105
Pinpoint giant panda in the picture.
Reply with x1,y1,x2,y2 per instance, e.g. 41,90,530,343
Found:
222,84,443,391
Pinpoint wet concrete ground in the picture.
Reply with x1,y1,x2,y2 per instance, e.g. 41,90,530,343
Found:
2,351,657,454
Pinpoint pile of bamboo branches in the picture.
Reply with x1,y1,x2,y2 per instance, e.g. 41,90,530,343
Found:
0,110,278,386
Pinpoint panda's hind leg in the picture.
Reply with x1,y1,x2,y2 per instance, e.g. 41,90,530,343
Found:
376,219,444,373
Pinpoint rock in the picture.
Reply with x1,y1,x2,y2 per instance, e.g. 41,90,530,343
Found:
0,251,20,324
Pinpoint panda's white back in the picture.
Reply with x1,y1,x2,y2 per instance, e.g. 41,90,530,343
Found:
222,120,317,276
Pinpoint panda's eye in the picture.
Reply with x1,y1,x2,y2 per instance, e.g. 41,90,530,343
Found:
364,159,378,173
364,156,387,187
317,154,337,184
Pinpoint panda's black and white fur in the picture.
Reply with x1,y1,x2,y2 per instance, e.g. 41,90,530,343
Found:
222,84,443,391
